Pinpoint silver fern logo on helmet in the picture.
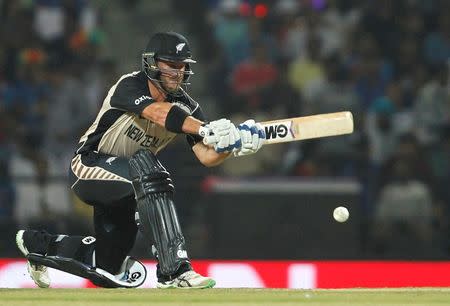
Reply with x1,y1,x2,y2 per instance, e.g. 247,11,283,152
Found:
176,43,186,54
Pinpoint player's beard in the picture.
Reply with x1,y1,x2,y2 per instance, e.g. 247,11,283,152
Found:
160,76,183,94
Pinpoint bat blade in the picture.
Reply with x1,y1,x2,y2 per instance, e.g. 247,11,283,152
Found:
260,111,354,145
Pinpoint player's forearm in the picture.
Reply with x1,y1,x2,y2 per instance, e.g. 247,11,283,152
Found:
181,116,203,135
142,102,172,126
141,102,202,134
192,142,231,167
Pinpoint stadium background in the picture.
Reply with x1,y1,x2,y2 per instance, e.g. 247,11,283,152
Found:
0,0,449,288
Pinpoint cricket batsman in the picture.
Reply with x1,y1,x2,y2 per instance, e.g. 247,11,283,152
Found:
16,32,265,289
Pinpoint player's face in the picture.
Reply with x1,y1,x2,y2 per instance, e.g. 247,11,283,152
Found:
157,60,186,93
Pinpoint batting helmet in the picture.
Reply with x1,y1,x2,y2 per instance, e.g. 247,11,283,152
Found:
142,32,196,92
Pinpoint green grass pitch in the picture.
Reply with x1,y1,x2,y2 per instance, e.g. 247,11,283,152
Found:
1,288,449,306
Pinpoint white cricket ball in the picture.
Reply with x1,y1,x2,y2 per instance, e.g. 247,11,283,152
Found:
333,206,349,223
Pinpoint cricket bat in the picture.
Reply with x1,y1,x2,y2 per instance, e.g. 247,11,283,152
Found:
260,111,354,144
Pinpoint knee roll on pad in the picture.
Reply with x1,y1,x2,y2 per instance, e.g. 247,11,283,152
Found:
129,149,190,276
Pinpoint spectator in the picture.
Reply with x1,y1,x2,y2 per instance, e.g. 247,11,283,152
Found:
352,34,393,110
43,59,94,171
231,41,278,113
33,0,66,43
211,0,250,67
423,12,450,67
280,14,311,61
288,33,325,97
414,65,450,146
372,158,434,256
365,81,410,166
304,53,360,115
1,60,49,182
322,0,362,52
395,37,423,79
359,0,400,59
264,60,302,118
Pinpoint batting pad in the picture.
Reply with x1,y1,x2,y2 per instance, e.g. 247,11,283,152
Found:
129,149,190,276
27,253,146,288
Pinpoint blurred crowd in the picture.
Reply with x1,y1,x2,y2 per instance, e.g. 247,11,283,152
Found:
181,0,450,257
0,0,111,253
0,0,449,258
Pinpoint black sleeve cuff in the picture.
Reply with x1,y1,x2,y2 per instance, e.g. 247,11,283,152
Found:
165,105,190,133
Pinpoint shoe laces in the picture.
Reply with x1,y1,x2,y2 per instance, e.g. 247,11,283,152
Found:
180,270,199,279
32,263,47,272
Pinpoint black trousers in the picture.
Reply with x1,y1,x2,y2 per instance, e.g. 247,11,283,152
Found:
69,151,138,273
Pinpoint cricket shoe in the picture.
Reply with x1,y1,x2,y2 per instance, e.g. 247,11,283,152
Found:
16,230,51,288
156,270,216,289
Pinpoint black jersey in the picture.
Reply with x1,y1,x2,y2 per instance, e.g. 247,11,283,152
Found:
76,71,205,157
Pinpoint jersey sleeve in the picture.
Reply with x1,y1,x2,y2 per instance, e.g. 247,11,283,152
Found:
110,75,154,115
186,103,207,147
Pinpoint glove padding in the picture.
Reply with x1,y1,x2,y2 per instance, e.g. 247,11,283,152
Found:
201,119,242,153
234,119,266,157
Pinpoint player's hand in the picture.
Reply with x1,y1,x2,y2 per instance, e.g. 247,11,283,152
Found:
234,119,266,157
201,119,242,153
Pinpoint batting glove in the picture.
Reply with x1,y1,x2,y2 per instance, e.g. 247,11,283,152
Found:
234,119,266,157
200,119,242,153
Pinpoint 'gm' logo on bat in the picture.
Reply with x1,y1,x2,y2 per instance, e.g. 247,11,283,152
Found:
265,123,290,139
